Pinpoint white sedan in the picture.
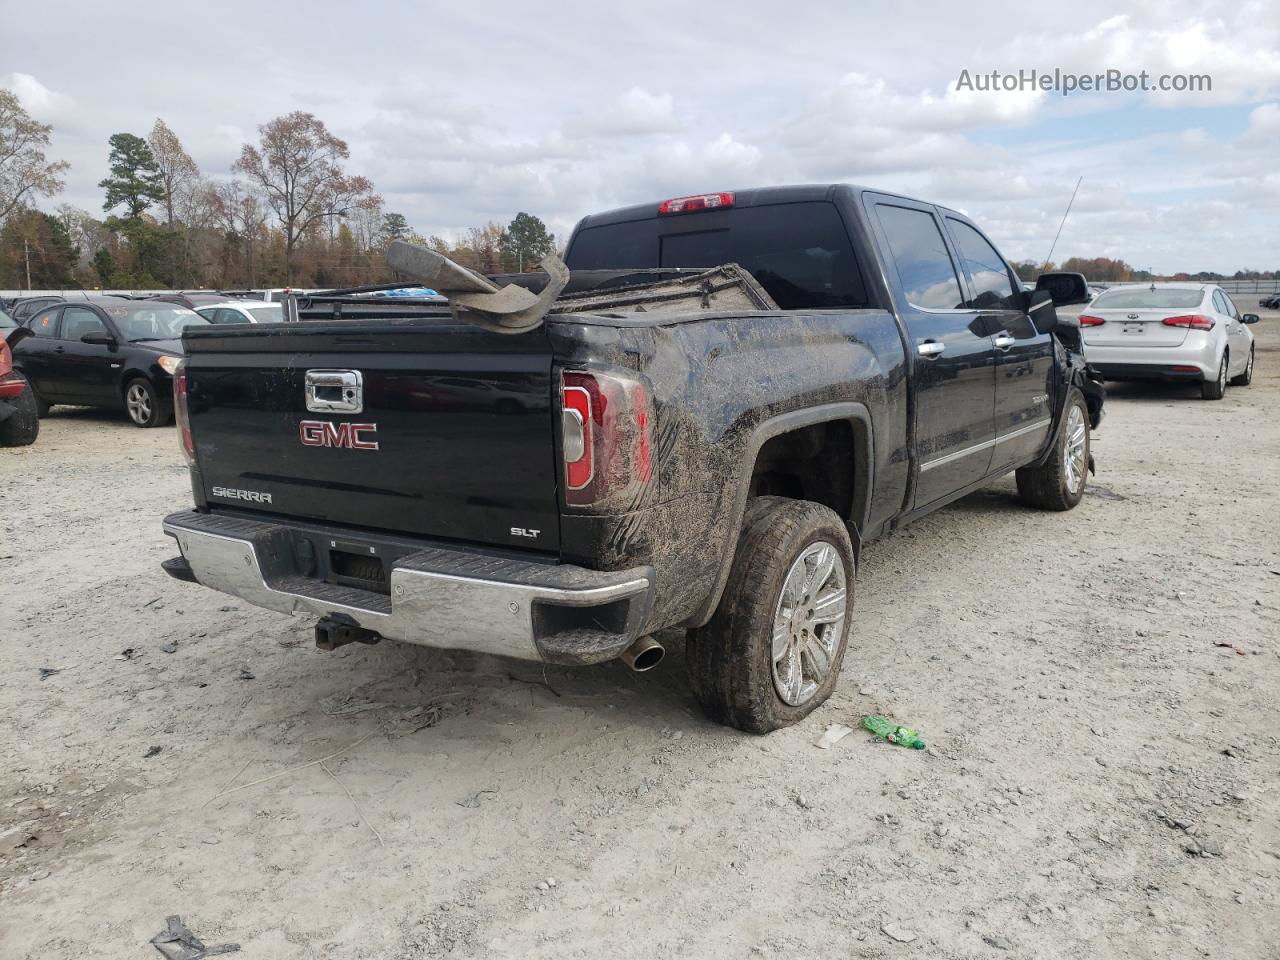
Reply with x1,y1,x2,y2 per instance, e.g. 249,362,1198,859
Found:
1079,283,1258,400
195,301,283,325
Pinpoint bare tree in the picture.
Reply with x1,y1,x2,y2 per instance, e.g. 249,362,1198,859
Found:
0,89,69,224
465,222,506,273
233,112,377,282
147,119,199,226
210,179,269,286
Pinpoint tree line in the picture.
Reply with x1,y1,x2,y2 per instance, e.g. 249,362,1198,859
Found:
1012,257,1279,284
0,91,556,291
2,86,1274,291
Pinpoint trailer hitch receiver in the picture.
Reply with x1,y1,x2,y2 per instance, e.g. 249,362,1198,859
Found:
315,614,382,651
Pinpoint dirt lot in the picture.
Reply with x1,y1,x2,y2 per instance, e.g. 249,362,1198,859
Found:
2,313,1278,960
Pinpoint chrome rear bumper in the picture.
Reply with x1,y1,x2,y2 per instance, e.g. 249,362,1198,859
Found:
162,511,654,664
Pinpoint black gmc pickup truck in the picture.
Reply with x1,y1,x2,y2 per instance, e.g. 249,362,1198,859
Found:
161,184,1103,733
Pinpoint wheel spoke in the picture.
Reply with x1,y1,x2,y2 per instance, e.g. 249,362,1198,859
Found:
772,617,791,661
811,588,847,624
805,545,835,595
802,635,832,679
785,646,804,703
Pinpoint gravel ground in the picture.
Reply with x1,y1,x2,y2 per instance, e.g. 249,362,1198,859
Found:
2,313,1278,960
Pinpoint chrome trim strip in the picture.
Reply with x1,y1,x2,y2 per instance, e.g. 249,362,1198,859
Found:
996,417,1052,443
919,418,1052,473
920,437,995,472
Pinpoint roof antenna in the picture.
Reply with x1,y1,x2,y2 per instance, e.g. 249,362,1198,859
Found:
1041,175,1083,272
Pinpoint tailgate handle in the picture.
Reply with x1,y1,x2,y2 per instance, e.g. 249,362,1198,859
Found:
306,369,364,413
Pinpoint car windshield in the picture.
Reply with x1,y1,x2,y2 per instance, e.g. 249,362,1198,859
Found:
101,304,210,340
0,308,16,329
1092,288,1204,309
246,305,282,322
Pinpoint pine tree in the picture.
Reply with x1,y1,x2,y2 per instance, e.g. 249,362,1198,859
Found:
99,133,164,219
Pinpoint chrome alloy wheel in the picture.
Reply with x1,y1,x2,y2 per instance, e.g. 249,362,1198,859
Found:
771,541,848,706
1064,403,1087,495
126,383,152,425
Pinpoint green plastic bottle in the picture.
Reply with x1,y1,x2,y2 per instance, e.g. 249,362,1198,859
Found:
862,715,927,750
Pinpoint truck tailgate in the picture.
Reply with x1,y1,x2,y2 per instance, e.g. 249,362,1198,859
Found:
183,321,560,552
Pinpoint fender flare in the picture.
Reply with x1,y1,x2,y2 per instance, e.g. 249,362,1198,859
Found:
687,401,875,627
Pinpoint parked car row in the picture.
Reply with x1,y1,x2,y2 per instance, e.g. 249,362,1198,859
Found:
12,298,207,427
0,290,285,431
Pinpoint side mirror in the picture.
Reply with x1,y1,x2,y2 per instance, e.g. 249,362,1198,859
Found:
1035,271,1091,307
1241,314,1260,325
81,332,117,346
1026,289,1059,333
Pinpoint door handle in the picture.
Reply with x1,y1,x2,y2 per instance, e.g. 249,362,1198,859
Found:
993,333,1016,350
917,340,945,358
53,346,65,353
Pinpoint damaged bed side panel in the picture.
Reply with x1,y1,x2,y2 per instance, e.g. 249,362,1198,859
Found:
550,307,910,632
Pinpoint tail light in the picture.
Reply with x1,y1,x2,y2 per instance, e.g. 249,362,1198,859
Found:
1162,314,1215,330
560,370,654,508
173,361,195,464
1078,314,1106,326
0,341,24,398
658,192,734,216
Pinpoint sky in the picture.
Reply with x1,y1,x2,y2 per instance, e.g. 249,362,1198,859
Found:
3,0,1279,274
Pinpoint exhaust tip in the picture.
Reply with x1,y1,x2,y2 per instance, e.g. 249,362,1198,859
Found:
620,636,665,672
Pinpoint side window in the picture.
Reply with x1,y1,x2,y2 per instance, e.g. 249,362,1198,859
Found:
218,308,246,324
28,306,61,337
61,306,107,341
875,204,965,310
196,308,218,324
947,219,1018,310
1220,291,1240,319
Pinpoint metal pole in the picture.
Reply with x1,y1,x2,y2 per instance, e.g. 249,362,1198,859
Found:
24,235,31,290
1042,176,1083,272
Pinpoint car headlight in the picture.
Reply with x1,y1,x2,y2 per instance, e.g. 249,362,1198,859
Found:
157,355,182,375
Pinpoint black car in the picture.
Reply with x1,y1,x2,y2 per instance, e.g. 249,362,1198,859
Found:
13,298,209,427
8,295,66,324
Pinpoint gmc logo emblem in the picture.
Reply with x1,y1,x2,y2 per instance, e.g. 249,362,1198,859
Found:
299,420,379,450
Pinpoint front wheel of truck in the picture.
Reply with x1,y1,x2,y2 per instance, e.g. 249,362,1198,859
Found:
1015,388,1089,511
688,496,854,734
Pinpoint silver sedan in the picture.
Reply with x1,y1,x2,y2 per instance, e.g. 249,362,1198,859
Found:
1079,283,1258,399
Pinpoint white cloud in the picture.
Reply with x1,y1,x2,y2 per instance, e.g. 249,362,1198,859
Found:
567,88,681,136
3,73,74,117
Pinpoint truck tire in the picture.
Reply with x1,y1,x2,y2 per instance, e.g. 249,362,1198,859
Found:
1015,388,1089,511
1230,346,1254,387
0,378,40,446
1201,353,1227,400
124,378,172,428
688,496,854,734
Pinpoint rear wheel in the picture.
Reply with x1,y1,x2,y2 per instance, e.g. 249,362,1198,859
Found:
1201,353,1227,400
1015,389,1089,511
125,378,172,428
688,497,854,734
1230,346,1254,387
0,378,40,446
